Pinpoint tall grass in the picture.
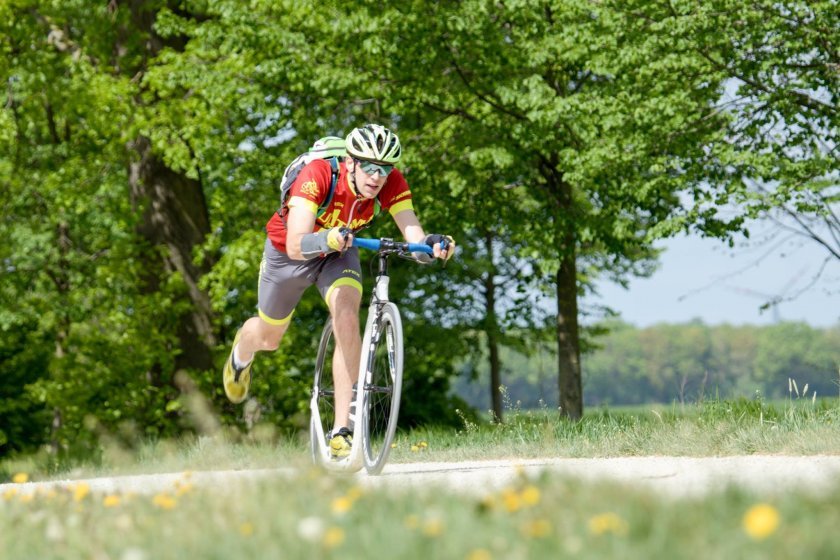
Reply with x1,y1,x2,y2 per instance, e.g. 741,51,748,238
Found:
3,396,839,482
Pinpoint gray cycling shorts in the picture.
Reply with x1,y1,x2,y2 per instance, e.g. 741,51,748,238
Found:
257,238,362,326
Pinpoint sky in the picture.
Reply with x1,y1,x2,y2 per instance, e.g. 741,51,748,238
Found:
591,229,839,328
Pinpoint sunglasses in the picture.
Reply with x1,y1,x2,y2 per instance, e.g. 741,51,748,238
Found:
355,159,394,178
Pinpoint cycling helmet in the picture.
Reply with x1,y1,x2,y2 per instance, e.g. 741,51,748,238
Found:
345,124,402,165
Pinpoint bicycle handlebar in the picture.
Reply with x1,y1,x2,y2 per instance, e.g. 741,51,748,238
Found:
353,237,433,255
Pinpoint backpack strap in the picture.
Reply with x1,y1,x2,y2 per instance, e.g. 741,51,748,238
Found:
317,156,340,218
278,156,341,223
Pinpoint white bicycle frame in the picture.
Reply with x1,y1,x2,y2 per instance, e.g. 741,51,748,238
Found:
309,271,401,472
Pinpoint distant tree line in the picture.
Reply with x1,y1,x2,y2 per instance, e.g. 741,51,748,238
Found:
456,321,840,411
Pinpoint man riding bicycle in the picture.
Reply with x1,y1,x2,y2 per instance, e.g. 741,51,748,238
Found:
223,124,455,458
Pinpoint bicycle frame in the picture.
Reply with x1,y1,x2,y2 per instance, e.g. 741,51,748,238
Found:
310,238,432,473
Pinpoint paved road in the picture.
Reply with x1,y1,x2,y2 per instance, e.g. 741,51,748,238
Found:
4,455,840,499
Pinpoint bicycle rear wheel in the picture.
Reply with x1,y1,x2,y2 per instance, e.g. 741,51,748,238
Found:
310,319,335,466
361,303,403,474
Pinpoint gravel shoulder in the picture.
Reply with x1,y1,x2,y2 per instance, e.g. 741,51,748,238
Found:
5,455,840,499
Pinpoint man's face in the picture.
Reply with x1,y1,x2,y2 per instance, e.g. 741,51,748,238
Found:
350,158,393,199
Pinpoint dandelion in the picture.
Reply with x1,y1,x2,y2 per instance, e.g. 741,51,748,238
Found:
422,518,444,537
323,526,345,549
3,488,19,501
520,518,552,538
152,493,177,510
403,515,420,529
331,496,353,515
239,522,254,537
12,473,29,484
346,485,364,501
410,444,420,452
18,493,34,504
588,512,629,536
72,483,90,502
520,485,541,507
390,443,397,448
419,441,428,449
501,488,522,513
466,549,492,560
743,503,780,540
103,495,121,508
174,482,194,496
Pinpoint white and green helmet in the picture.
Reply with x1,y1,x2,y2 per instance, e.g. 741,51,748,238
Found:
345,124,402,165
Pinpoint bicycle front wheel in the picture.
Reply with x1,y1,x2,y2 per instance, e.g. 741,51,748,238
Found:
361,303,403,474
310,319,335,467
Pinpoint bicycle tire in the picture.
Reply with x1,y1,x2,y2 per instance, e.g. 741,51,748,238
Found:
361,302,403,474
310,319,336,467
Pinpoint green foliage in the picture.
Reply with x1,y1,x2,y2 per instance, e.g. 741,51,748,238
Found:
2,0,835,461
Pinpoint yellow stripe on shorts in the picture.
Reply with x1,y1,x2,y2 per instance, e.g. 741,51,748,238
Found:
324,277,363,304
259,308,294,326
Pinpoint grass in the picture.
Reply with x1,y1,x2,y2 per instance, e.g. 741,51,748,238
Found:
2,396,840,558
3,396,840,481
3,462,840,559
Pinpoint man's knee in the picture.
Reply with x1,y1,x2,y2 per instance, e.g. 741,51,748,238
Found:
246,316,287,351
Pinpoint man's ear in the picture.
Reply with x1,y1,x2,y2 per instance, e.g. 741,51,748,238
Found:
344,156,355,172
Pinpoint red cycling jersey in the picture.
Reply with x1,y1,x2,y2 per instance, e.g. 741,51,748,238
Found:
265,159,414,253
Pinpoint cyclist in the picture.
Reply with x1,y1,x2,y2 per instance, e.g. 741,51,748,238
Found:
222,124,455,459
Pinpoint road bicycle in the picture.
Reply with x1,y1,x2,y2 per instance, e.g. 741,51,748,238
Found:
309,237,436,474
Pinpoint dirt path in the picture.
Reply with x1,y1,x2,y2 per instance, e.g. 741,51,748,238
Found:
4,455,840,499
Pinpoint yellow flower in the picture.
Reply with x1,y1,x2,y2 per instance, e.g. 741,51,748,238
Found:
12,473,29,484
588,512,629,536
323,527,345,548
390,443,397,448
331,496,353,514
422,518,444,537
520,518,552,538
239,522,254,537
419,441,428,449
18,493,34,504
346,486,364,501
152,493,177,510
103,495,121,508
410,445,420,452
466,549,492,560
403,515,420,529
501,488,522,513
72,483,90,502
520,485,541,507
743,504,780,540
3,488,19,501
174,482,194,496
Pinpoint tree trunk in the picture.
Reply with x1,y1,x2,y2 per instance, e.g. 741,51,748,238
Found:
483,232,504,423
549,173,583,419
556,253,582,419
120,1,216,373
129,135,215,371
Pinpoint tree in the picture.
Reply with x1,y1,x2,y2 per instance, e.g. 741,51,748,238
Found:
334,1,735,418
641,1,838,279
